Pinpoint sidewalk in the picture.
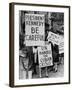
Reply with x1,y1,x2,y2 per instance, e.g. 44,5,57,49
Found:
33,63,64,78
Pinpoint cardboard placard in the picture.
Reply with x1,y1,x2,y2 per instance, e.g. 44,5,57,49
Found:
59,37,64,54
25,14,45,46
38,43,53,67
47,32,60,45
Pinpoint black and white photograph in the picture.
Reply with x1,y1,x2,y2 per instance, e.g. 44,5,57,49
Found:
19,11,64,79
9,3,70,87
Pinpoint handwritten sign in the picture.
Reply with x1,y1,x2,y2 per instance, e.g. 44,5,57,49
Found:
47,32,60,45
59,37,64,54
38,43,53,67
25,14,45,46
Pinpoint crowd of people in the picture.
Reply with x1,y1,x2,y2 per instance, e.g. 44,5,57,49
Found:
19,33,64,79
19,11,64,79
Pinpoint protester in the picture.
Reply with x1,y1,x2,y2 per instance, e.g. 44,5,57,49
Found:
19,46,34,79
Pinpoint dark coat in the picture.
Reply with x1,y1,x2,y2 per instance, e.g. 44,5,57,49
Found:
53,44,59,62
49,42,59,63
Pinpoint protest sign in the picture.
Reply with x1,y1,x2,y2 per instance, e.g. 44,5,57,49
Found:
47,32,60,45
25,14,45,46
59,37,64,54
38,43,53,67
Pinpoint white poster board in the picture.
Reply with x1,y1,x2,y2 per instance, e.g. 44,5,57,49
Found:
38,43,53,67
59,37,64,54
47,32,60,45
25,14,45,46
